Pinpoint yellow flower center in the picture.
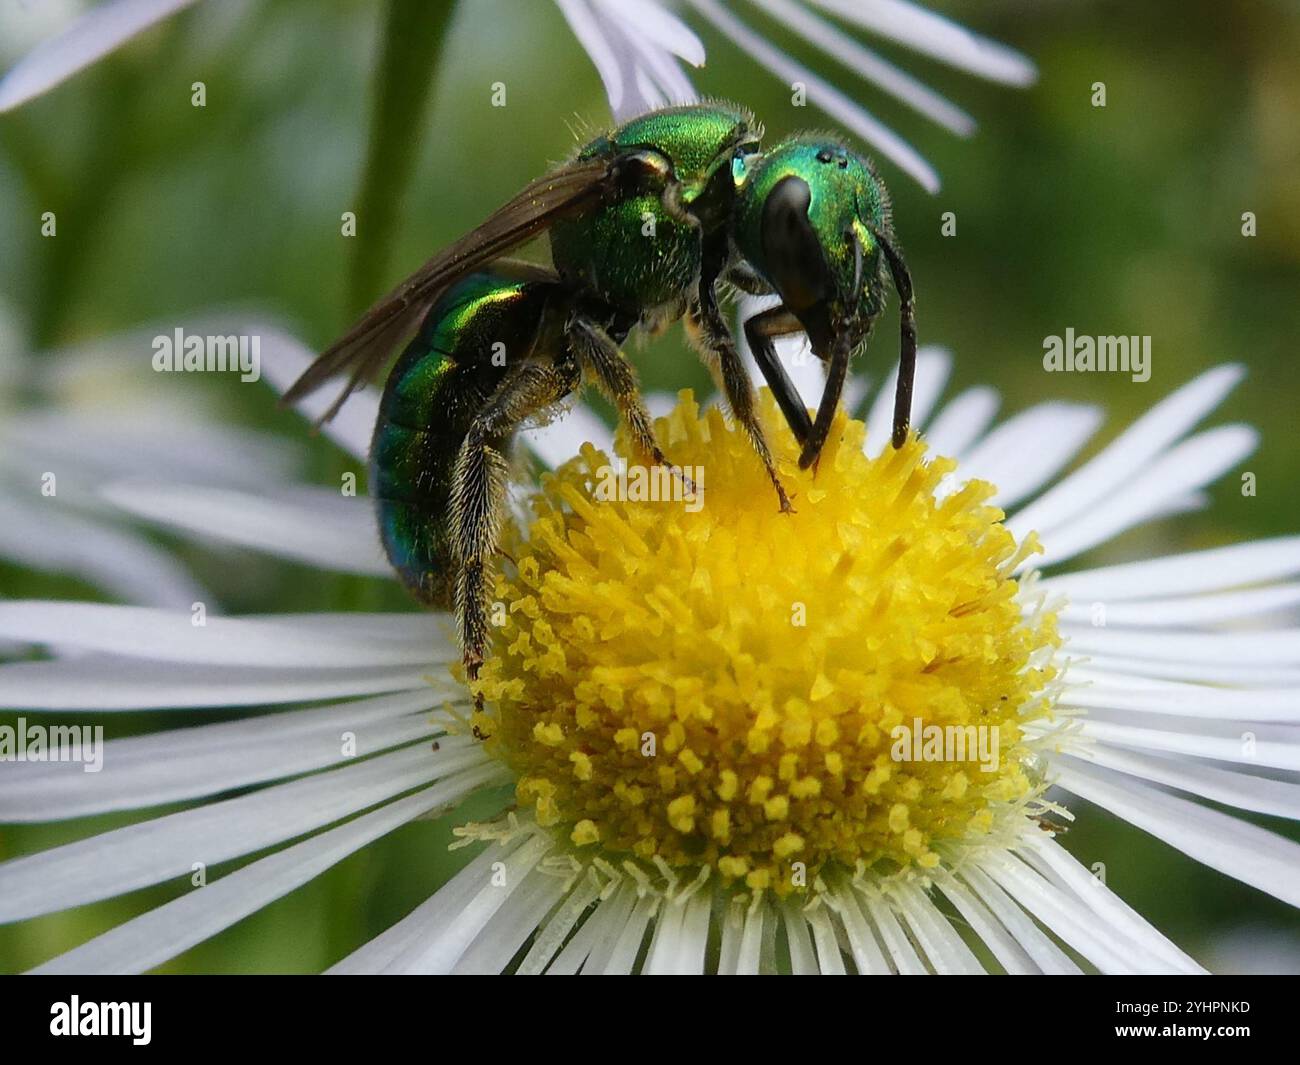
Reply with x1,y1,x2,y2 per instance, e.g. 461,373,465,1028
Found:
472,392,1057,895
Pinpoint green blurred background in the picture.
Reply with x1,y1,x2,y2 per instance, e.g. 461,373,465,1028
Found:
1,0,1298,972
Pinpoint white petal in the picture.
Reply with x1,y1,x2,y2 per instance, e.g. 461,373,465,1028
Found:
514,873,604,975
807,0,1037,86
452,868,570,974
1058,584,1300,627
1019,835,1202,973
0,743,489,922
861,892,925,973
0,602,446,667
1067,745,1300,821
932,872,1038,974
0,655,433,710
0,690,444,821
28,762,506,975
1062,669,1300,723
804,903,848,973
1078,652,1300,687
1053,758,1300,908
380,832,554,973
555,0,625,114
958,864,1081,973
949,402,1103,507
893,884,984,973
518,404,614,467
747,0,975,135
1061,625,1300,666
981,853,1161,973
1009,364,1244,538
256,324,379,462
1043,536,1300,603
1067,717,1300,772
592,0,705,65
778,902,819,974
642,890,710,974
1022,424,1258,567
101,479,389,576
921,386,999,460
0,0,199,112
684,0,941,192
326,831,528,974
581,889,656,974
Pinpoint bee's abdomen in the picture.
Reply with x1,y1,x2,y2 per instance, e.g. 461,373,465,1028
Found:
369,273,549,606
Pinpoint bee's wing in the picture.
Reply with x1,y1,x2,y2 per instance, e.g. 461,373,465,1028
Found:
281,156,620,423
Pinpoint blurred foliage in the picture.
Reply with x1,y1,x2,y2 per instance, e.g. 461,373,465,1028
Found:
1,0,1298,972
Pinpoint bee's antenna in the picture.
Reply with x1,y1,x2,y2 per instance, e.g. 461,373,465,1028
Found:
873,229,916,449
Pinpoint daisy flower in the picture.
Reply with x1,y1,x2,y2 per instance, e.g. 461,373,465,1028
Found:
1,326,1296,975
0,0,1035,191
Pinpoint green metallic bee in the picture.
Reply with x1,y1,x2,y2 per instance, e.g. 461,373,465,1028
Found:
283,102,915,688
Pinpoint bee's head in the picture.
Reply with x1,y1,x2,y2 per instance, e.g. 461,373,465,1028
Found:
732,136,892,352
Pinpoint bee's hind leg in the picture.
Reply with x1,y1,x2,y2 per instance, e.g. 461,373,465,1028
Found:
452,359,578,707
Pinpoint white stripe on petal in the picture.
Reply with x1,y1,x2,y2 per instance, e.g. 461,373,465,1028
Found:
1043,537,1300,603
807,0,1037,86
1052,758,1300,909
0,602,445,667
747,0,975,135
28,762,506,975
0,743,489,922
1009,364,1244,538
684,0,941,192
0,655,433,710
101,480,389,576
0,0,199,112
0,690,443,821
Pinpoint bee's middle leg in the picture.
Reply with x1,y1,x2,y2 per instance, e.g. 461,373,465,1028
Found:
452,359,577,692
566,316,693,490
